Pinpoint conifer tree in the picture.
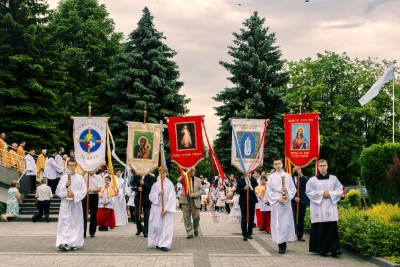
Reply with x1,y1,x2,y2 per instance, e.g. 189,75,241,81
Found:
108,7,186,158
47,0,122,138
0,0,66,149
213,12,289,172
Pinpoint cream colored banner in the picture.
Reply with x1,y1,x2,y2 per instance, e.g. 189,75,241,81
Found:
126,122,162,176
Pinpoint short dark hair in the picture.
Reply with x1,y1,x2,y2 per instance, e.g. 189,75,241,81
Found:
254,170,261,175
50,149,57,155
273,158,283,163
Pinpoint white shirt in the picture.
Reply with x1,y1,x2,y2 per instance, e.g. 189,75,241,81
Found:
25,154,37,176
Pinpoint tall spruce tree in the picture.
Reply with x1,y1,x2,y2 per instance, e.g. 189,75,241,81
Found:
213,12,289,173
108,7,186,158
47,0,122,142
0,0,66,150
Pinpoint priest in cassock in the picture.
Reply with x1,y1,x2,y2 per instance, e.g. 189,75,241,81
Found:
55,158,87,251
148,166,176,252
306,159,343,256
266,158,297,254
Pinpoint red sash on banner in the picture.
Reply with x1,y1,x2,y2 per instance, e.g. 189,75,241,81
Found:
167,116,204,168
284,113,319,168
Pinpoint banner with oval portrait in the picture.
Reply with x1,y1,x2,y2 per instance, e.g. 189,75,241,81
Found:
231,119,267,174
283,113,320,168
126,122,162,176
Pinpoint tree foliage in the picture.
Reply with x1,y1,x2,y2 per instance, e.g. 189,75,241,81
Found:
47,0,122,145
0,0,65,150
287,52,399,182
213,12,289,173
107,7,186,162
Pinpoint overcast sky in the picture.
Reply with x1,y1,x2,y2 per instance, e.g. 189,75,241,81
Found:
48,0,399,141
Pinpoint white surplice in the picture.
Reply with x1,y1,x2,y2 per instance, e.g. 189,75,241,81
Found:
306,175,343,223
113,176,128,226
55,173,87,248
148,176,177,249
266,171,297,244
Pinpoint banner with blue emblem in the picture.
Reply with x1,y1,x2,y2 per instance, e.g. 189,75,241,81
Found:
231,119,267,173
73,117,107,172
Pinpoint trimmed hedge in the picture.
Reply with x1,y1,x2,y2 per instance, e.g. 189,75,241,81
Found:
359,143,400,204
304,203,400,258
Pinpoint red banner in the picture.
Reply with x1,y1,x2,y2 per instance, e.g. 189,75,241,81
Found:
284,113,319,168
167,116,204,168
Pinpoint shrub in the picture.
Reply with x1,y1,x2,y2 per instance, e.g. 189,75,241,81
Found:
359,143,400,204
338,203,400,257
345,189,362,208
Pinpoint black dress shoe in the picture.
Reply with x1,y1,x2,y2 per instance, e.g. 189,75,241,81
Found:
297,237,306,241
143,233,148,238
90,235,95,238
135,229,143,235
194,230,198,237
156,246,160,249
278,247,285,254
243,237,248,241
161,247,169,252
331,249,342,256
187,234,193,239
247,235,253,239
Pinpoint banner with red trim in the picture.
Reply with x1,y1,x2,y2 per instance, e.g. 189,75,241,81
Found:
167,116,204,168
284,113,320,168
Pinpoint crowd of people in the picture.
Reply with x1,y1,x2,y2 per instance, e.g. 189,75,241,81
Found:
0,132,344,257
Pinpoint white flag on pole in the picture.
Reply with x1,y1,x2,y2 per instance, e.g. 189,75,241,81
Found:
359,63,395,106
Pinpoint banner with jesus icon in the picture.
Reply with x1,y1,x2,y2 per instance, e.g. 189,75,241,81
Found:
126,122,162,176
283,113,320,167
167,116,204,168
73,117,107,172
231,119,268,173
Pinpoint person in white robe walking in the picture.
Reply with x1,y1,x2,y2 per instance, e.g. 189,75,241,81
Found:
306,159,343,257
113,169,128,227
266,158,297,254
148,166,176,252
55,158,87,251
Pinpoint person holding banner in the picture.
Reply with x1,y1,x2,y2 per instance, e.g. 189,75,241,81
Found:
55,158,87,251
148,166,176,251
266,159,297,254
291,166,309,242
131,173,154,237
178,168,204,239
306,159,343,257
82,171,103,238
236,173,258,241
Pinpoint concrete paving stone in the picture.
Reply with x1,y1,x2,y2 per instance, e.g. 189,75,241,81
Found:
0,208,377,267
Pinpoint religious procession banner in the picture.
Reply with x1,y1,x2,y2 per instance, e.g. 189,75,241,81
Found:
73,117,107,172
283,113,320,168
126,122,162,176
231,119,268,174
167,115,204,168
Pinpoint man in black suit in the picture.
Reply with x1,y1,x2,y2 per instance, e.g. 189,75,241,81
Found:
236,172,258,241
131,173,154,237
291,166,310,241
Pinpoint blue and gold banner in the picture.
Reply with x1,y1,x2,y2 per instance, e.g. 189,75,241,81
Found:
73,117,107,172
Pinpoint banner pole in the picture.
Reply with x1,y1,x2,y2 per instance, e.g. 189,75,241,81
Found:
392,77,395,143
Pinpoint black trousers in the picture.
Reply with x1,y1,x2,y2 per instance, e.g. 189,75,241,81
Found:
239,201,256,237
309,221,340,254
129,206,135,223
135,205,150,234
48,178,60,194
33,200,50,221
82,194,99,237
292,203,307,237
28,175,37,192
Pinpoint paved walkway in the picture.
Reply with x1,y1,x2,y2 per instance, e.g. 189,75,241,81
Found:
0,210,376,267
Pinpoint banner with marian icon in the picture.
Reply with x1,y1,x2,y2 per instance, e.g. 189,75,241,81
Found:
283,113,320,168
231,119,267,173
